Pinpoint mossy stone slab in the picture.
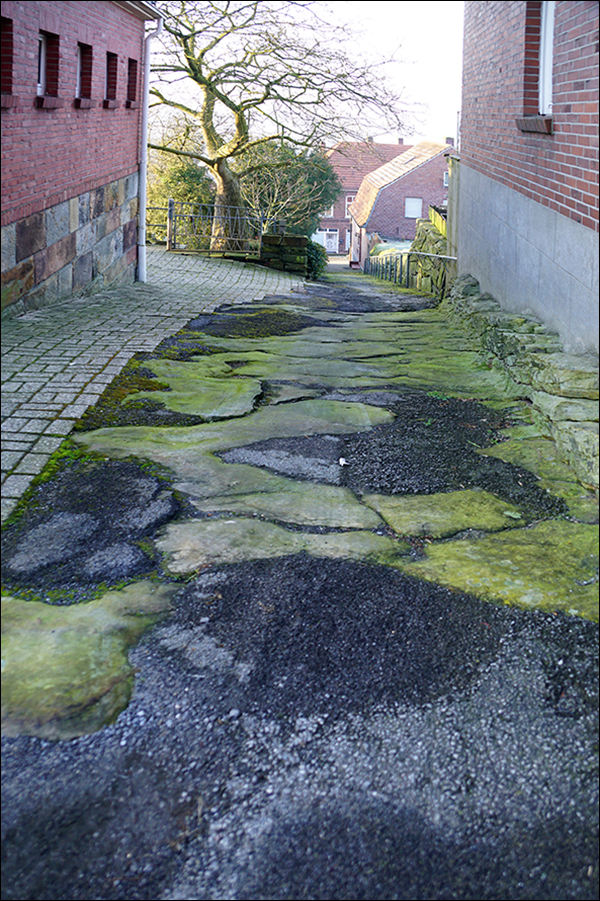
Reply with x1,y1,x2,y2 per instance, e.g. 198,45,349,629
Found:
193,483,382,529
1,581,177,740
76,399,394,463
478,436,599,521
125,357,262,420
396,520,599,621
362,489,527,538
268,383,322,404
156,517,407,573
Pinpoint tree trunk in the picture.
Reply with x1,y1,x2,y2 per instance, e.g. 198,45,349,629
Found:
210,160,249,252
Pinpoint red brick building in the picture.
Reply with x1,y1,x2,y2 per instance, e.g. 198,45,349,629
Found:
451,0,599,353
348,141,452,269
313,140,411,254
1,0,161,314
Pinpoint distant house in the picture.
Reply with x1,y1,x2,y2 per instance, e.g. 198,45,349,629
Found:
348,141,452,269
452,0,599,354
313,140,411,255
1,0,161,315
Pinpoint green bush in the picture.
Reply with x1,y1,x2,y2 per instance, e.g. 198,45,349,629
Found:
306,241,329,280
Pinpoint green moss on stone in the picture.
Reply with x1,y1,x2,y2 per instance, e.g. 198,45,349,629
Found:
1,581,177,739
396,520,599,621
362,489,528,539
156,517,408,573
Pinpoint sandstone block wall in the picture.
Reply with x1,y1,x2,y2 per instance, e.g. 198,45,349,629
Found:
2,173,139,315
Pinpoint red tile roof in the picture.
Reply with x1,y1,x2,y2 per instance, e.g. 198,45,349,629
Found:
348,141,452,227
326,142,413,191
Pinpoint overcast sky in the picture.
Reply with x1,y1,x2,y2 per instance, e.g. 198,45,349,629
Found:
320,0,465,145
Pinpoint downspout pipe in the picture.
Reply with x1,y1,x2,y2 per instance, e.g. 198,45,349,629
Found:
137,14,163,282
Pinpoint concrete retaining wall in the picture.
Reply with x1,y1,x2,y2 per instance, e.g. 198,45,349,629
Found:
455,163,599,355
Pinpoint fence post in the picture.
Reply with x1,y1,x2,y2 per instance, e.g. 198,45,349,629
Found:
167,198,175,251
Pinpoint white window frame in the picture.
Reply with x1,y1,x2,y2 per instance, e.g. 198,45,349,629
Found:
37,33,47,96
404,197,423,219
322,205,334,219
539,0,555,115
76,44,83,98
345,195,356,219
443,171,449,188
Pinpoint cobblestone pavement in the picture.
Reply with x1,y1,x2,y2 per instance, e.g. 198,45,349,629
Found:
1,247,303,522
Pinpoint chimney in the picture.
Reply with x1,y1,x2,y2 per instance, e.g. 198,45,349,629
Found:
398,137,404,144
367,136,374,143
445,137,454,147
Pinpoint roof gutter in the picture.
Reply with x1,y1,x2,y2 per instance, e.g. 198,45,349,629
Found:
137,13,163,283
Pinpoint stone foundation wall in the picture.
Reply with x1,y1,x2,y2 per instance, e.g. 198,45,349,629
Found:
445,274,599,491
1,172,139,317
259,234,308,276
407,217,449,296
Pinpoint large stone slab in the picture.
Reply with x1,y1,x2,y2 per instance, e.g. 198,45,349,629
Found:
1,582,177,739
397,520,599,621
125,356,263,420
193,483,382,529
362,489,527,538
156,518,408,573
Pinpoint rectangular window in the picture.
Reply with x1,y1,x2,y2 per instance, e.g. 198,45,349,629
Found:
37,31,59,97
516,2,553,133
322,205,335,219
443,171,449,188
76,43,93,99
127,58,138,102
405,197,423,219
105,51,117,100
345,195,356,218
539,0,555,114
1,16,13,95
37,33,47,95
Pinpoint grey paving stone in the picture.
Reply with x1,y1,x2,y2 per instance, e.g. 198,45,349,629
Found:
1,497,19,519
13,454,52,475
1,473,36,496
20,420,51,434
31,435,66,453
1,450,25,470
41,420,76,436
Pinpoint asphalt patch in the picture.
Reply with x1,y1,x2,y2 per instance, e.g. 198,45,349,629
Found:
234,800,597,901
303,282,437,314
184,306,330,337
1,459,181,598
339,391,568,517
170,555,517,718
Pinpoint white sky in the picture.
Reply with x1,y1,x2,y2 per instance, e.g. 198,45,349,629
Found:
319,0,465,145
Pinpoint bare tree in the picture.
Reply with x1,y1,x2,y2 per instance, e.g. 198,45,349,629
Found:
149,1,408,246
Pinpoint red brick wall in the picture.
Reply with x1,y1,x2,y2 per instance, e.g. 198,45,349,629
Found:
367,154,449,241
460,1,599,232
1,0,145,227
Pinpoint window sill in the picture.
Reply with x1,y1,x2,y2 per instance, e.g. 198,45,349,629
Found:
74,97,97,109
36,95,65,109
125,99,139,109
103,99,120,109
0,94,18,108
515,115,553,134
